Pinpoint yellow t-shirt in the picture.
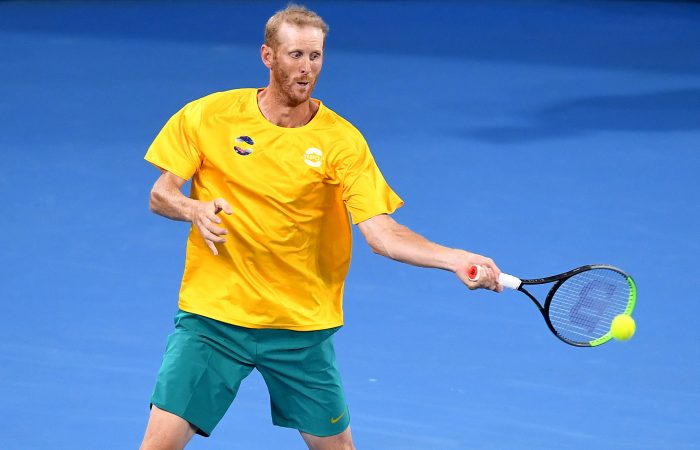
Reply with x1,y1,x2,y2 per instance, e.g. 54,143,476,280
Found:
145,88,403,330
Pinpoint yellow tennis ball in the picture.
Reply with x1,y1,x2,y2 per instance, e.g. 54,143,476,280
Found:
610,314,636,341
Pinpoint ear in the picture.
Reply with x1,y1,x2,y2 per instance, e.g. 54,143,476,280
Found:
261,44,273,69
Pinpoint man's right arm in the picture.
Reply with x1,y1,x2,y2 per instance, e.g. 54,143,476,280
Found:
149,170,232,256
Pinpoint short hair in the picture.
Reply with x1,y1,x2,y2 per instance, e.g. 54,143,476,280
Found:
264,4,329,49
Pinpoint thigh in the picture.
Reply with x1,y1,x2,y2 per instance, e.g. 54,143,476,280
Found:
150,311,255,437
256,328,350,437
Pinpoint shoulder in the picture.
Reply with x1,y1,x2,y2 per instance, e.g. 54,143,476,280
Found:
317,102,367,144
185,88,255,116
171,88,255,130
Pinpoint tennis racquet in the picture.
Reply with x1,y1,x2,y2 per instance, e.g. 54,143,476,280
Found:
468,264,637,347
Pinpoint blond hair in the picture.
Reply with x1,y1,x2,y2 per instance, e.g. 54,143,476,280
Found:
264,4,329,48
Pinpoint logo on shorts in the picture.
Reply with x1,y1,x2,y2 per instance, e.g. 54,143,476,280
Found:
304,147,323,167
330,411,346,424
233,136,254,156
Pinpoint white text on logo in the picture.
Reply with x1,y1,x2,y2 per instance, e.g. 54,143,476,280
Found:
304,148,323,168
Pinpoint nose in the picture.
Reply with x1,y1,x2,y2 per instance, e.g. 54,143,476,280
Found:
300,57,311,74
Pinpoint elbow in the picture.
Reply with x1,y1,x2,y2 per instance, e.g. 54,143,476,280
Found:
366,233,393,258
359,216,398,258
367,240,384,256
149,187,161,213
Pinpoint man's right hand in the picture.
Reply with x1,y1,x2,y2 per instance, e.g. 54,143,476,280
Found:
191,198,233,256
149,170,234,256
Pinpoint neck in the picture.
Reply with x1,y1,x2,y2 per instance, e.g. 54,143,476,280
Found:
257,87,319,128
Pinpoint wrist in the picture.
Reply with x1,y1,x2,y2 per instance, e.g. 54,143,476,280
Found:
446,249,470,273
184,198,198,222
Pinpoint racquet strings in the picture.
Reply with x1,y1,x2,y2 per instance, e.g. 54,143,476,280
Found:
547,269,632,344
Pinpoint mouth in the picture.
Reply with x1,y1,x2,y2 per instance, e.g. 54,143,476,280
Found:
296,80,310,87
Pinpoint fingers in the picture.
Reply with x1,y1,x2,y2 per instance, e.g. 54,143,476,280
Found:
477,258,503,292
206,209,224,225
205,239,219,256
198,221,227,242
193,199,233,255
459,255,503,293
482,266,504,293
213,198,233,215
461,265,495,291
477,265,500,291
481,259,502,280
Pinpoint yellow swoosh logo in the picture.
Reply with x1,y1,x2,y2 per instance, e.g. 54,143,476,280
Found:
330,411,346,424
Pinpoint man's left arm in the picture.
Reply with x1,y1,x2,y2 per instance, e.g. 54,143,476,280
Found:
357,214,503,292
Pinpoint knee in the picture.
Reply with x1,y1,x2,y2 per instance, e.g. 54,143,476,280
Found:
331,433,355,450
302,426,355,450
307,439,355,450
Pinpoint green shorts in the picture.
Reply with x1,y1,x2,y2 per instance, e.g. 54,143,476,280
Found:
150,310,350,437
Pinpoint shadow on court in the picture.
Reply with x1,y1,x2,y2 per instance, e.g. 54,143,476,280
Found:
468,87,700,142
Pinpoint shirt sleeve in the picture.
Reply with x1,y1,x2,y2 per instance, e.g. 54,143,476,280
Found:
333,135,404,224
144,101,203,180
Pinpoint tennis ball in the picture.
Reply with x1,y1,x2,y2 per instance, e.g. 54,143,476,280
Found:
610,314,636,341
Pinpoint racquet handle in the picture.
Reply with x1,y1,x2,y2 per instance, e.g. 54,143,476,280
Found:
467,265,522,290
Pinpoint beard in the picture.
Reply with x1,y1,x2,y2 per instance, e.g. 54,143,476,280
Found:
270,64,317,107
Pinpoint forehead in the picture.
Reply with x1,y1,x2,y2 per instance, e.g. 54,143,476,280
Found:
275,22,325,49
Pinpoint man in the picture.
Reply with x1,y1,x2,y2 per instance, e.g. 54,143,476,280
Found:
140,5,502,450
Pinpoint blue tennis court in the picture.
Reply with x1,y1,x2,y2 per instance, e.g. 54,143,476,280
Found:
1,1,699,448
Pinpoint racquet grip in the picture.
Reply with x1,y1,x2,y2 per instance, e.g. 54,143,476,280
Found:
498,273,522,290
467,265,522,290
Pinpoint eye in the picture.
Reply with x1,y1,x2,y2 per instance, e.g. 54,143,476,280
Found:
289,51,302,59
310,52,322,61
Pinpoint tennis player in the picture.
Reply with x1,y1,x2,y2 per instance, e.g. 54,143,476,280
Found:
140,5,502,450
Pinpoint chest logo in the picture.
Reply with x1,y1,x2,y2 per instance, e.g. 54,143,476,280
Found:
304,147,323,167
233,136,254,156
